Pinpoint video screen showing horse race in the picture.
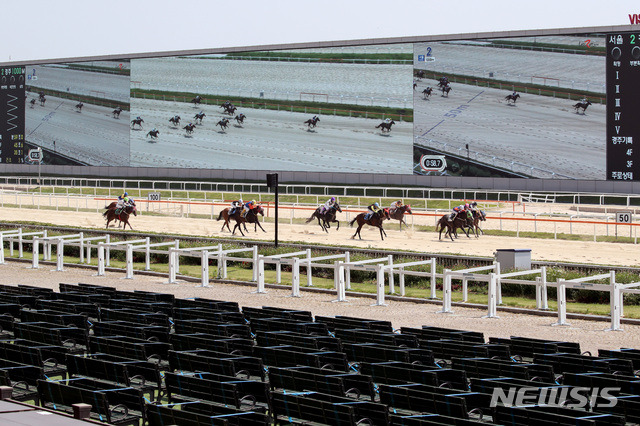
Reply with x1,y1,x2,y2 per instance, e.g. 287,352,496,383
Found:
24,61,131,166
128,44,414,172
413,34,605,179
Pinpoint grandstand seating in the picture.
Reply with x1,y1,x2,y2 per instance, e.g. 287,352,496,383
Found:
0,282,635,425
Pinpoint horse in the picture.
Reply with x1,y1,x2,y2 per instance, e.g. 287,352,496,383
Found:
216,118,230,131
413,81,417,91
441,84,452,97
217,205,265,236
573,100,592,114
103,204,136,230
388,204,412,230
436,212,473,241
234,114,246,125
416,70,426,79
39,95,46,107
437,77,449,88
422,87,433,99
349,208,391,241
183,123,196,135
468,209,486,237
194,111,206,124
191,95,202,106
131,118,144,129
75,102,83,112
113,107,122,118
304,117,320,129
375,120,395,133
169,115,181,127
29,98,36,108
146,129,160,140
223,105,237,115
505,93,520,105
305,203,342,232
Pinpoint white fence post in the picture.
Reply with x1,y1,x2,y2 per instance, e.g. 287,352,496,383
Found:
306,249,312,287
276,259,282,284
86,239,91,264
79,232,84,263
345,252,351,290
484,273,499,318
18,228,23,258
462,276,468,302
252,246,258,282
216,243,223,279
387,255,395,294
105,235,111,267
256,255,266,293
97,243,105,276
553,278,569,326
291,257,301,297
168,248,177,283
399,267,405,296
430,258,437,299
125,244,133,279
495,261,502,305
607,270,622,331
333,261,347,302
372,264,387,306
0,234,4,264
55,239,64,271
201,250,210,287
540,266,549,310
31,237,39,269
145,237,151,271
174,240,180,274
438,269,453,313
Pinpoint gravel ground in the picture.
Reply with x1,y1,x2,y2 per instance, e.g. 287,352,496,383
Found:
1,260,637,355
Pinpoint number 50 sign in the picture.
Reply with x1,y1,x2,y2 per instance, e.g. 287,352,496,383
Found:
616,211,633,223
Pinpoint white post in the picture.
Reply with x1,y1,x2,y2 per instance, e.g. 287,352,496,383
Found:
540,266,548,310
291,257,300,297
256,255,266,293
387,255,395,294
86,239,91,264
535,277,542,309
0,234,4,264
252,246,258,282
333,261,347,302
31,237,39,269
144,237,151,271
201,250,210,287
430,258,437,299
495,261,502,305
608,271,622,331
97,243,105,276
55,239,64,271
372,264,387,306
306,249,312,286
9,232,14,257
553,278,569,326
18,228,23,258
276,259,282,284
125,244,133,279
216,244,223,279
105,235,111,267
438,269,453,313
399,267,405,296
484,273,499,318
174,240,180,274
462,276,468,302
168,248,177,283
79,232,84,263
345,252,351,290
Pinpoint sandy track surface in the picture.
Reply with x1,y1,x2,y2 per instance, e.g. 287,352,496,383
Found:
130,98,412,171
132,57,413,107
25,95,130,166
0,260,636,356
1,206,637,267
413,79,605,179
29,65,130,103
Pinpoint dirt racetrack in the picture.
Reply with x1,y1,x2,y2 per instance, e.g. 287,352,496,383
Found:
0,206,637,267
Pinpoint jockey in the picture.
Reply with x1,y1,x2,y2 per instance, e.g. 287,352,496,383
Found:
321,197,336,214
366,202,382,219
230,198,243,215
449,203,468,221
242,200,256,217
390,200,403,214
512,91,517,97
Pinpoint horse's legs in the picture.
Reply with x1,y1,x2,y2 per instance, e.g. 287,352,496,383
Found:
352,223,363,240
255,221,267,233
378,225,386,241
335,220,340,231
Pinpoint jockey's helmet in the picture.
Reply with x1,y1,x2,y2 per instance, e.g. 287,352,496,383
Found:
251,200,256,205
331,197,335,202
374,202,379,208
124,192,128,196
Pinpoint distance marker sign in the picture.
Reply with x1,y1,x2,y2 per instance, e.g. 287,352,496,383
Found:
607,33,640,181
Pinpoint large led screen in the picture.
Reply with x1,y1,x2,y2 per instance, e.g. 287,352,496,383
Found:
24,61,130,166
129,45,414,172
412,35,606,179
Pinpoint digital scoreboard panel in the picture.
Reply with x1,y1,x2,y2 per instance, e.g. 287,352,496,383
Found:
0,66,26,164
607,32,640,181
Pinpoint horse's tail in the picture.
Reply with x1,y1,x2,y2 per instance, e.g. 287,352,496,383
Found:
216,210,225,221
349,217,358,227
305,213,316,224
375,124,381,128
102,208,109,218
